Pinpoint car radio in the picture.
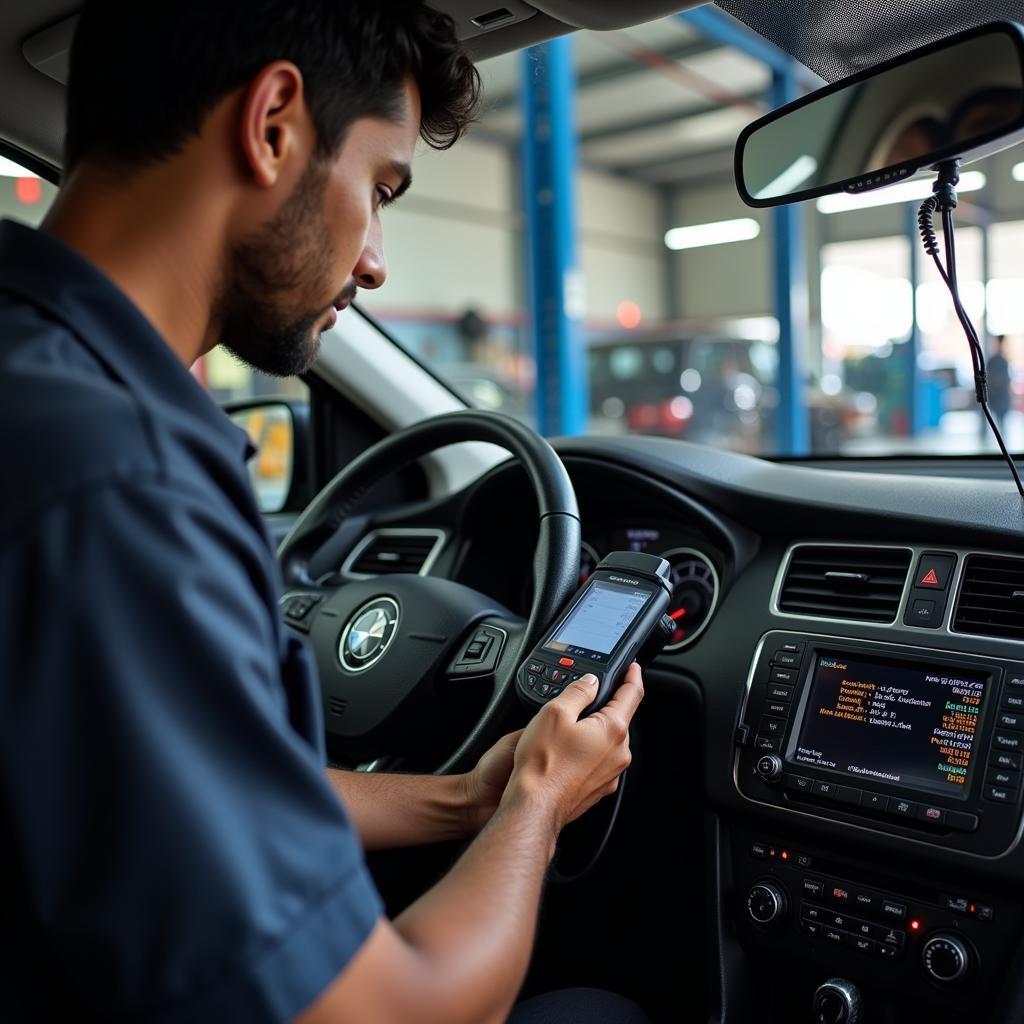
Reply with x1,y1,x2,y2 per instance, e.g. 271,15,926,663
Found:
735,631,1024,856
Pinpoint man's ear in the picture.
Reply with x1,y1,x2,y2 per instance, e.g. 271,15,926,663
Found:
238,61,311,188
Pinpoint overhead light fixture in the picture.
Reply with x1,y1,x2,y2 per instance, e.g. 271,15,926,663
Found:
1012,161,1024,181
755,155,819,200
0,156,36,178
664,217,760,251
816,171,986,214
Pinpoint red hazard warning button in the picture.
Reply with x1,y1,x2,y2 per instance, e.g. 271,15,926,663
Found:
915,553,956,591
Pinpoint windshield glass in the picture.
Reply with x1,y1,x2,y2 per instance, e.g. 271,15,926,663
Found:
358,16,1024,457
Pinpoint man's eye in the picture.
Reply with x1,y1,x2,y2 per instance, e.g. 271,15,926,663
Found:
376,186,396,209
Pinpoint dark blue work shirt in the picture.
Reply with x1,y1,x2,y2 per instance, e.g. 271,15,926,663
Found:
0,219,382,1021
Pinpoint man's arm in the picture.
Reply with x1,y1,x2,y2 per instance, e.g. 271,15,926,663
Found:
297,668,643,1024
324,731,521,850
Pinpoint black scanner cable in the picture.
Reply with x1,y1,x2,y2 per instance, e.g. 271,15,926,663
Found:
918,159,1024,497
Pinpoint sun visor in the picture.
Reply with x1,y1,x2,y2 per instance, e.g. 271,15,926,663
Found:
22,14,77,86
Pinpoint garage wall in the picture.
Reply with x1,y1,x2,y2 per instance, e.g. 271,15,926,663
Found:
364,133,668,325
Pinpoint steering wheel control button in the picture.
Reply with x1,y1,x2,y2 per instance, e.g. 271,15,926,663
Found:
338,598,400,673
450,625,506,677
280,593,323,631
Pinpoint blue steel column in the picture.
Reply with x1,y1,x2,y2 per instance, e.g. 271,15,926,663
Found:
906,204,924,435
771,66,810,454
520,39,587,436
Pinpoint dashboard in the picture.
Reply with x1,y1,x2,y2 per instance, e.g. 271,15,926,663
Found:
311,436,1024,1024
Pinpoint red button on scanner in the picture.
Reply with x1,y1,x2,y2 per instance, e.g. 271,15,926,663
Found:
559,657,575,667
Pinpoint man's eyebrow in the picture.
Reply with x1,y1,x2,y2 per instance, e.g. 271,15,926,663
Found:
390,161,413,199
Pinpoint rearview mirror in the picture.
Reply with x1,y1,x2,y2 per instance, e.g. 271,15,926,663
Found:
736,22,1024,207
226,400,309,514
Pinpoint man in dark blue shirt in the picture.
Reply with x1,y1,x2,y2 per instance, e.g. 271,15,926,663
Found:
0,3,646,1022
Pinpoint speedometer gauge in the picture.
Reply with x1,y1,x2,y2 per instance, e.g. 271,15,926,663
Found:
660,548,720,650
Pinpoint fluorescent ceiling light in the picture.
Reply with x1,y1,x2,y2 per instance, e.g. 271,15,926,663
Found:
816,171,985,214
664,217,760,251
755,155,819,200
0,156,36,178
1012,161,1024,181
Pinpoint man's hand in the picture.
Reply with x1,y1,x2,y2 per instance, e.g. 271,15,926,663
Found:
504,663,644,831
461,729,524,833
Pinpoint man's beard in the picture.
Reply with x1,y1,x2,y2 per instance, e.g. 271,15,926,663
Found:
216,160,341,378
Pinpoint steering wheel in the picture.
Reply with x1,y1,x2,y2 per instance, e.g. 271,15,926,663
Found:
277,410,581,775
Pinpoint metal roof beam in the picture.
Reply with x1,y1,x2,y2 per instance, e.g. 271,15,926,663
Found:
484,37,721,113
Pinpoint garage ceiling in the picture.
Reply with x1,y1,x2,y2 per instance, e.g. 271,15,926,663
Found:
473,13,782,188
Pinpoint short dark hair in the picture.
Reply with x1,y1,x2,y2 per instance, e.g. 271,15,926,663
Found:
64,1,480,172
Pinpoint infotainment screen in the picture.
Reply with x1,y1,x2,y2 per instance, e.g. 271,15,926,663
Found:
789,651,989,799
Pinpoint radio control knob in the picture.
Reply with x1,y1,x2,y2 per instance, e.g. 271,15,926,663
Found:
813,978,862,1024
755,753,783,783
922,933,972,983
746,881,788,925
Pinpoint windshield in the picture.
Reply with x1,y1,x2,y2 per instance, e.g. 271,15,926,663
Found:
358,16,1024,458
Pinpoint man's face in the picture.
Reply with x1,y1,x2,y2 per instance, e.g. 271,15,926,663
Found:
217,79,421,377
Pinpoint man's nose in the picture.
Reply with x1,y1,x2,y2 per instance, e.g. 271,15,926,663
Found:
353,224,387,290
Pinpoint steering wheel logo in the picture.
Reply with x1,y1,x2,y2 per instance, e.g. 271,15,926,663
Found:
339,598,400,672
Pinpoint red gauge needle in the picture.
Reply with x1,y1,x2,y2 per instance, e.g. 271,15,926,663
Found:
670,608,687,621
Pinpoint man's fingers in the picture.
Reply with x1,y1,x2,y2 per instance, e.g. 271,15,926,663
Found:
598,663,645,723
553,674,600,715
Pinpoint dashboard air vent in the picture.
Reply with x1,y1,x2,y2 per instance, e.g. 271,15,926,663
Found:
953,554,1024,640
348,531,442,577
779,546,911,623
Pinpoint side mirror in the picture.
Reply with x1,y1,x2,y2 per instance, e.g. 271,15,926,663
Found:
736,21,1024,207
225,399,310,514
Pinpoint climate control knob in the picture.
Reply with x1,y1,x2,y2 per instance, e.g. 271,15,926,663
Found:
922,933,972,984
755,753,783,783
746,881,788,926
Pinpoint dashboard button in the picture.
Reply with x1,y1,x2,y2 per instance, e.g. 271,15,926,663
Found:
812,780,837,799
766,699,790,716
990,750,1022,771
852,936,881,956
1003,691,1024,711
993,731,1023,752
802,878,825,898
877,944,900,960
888,798,918,820
988,767,1020,788
770,667,796,684
975,904,995,922
772,651,801,669
880,900,907,922
781,641,805,654
914,552,956,590
943,895,970,915
785,774,814,795
823,928,844,946
917,804,946,826
801,903,824,922
860,791,889,813
768,683,794,700
750,840,769,860
829,884,852,904
906,597,940,628
1006,671,1024,689
985,784,1018,803
998,711,1024,731
801,920,821,938
758,716,787,738
755,735,781,753
852,891,879,915
945,809,980,832
835,785,862,805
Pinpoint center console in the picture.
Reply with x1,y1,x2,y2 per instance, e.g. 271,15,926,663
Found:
727,630,1024,1018
735,630,1024,857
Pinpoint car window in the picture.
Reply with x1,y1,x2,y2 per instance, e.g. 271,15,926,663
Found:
1,154,308,414
356,17,1022,458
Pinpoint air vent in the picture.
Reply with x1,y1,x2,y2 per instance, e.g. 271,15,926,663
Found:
953,554,1024,640
347,530,443,577
779,546,911,623
327,697,348,719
